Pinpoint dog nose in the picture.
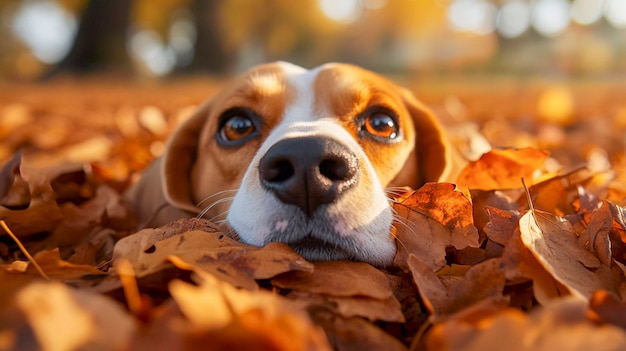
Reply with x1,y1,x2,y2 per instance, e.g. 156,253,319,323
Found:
259,137,358,216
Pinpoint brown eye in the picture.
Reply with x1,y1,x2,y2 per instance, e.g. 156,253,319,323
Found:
364,113,398,139
220,115,255,141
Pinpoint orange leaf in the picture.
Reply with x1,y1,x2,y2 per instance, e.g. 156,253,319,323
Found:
392,183,479,271
168,270,331,351
457,148,549,190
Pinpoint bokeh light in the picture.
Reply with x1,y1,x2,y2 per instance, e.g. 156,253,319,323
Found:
571,0,604,25
605,0,626,28
497,0,531,38
11,0,77,64
532,0,570,37
318,0,361,23
448,0,498,35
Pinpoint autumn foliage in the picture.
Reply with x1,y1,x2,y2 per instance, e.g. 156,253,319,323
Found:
2,80,626,351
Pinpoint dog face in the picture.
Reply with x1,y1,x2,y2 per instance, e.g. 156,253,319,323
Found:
135,62,451,267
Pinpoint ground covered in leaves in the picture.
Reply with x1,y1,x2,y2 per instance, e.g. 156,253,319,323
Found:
2,77,626,351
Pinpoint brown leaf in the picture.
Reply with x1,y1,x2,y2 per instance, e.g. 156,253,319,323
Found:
392,183,479,271
424,297,626,351
27,249,105,280
0,151,29,208
408,255,507,322
115,228,313,291
522,167,611,216
483,205,569,304
0,198,64,239
519,208,620,300
286,290,405,323
2,281,136,351
112,218,222,259
272,261,393,300
0,268,36,311
470,188,521,241
588,290,626,330
483,207,521,246
456,147,549,190
0,153,91,240
52,185,133,250
310,308,407,351
168,270,331,351
579,201,613,267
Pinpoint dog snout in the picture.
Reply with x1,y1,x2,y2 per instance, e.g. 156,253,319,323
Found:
259,137,358,216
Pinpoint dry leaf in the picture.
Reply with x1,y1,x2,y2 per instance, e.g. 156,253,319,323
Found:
588,290,626,330
115,228,313,291
169,270,332,351
309,308,407,351
285,290,405,323
483,207,569,304
522,167,611,216
112,218,222,259
5,77,626,351
456,148,549,190
392,183,479,271
26,249,105,280
272,261,393,300
579,201,612,267
408,255,507,322
3,281,135,351
424,297,626,351
519,208,620,300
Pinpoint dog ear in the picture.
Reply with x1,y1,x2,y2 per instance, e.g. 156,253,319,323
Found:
159,100,215,214
123,100,213,227
390,89,453,188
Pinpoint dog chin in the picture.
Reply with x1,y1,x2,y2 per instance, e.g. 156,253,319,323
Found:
285,235,354,262
226,190,397,266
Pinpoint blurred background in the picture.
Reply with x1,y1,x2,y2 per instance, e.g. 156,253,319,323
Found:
1,0,626,192
1,0,625,80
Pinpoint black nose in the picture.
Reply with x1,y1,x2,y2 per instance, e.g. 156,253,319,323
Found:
258,137,358,216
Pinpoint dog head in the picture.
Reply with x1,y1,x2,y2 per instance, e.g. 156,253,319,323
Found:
142,62,451,266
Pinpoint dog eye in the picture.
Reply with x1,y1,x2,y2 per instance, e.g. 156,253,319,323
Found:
364,113,398,139
220,115,256,141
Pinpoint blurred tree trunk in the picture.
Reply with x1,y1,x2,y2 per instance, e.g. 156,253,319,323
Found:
44,0,133,78
181,0,235,74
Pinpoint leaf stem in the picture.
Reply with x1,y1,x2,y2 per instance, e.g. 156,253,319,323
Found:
0,219,49,280
521,178,535,212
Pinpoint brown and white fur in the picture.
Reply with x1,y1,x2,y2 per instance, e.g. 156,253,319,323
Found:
124,61,456,266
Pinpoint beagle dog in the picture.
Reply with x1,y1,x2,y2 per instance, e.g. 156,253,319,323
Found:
124,62,455,267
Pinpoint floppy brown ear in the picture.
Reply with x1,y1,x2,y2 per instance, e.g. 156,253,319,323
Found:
159,100,214,213
390,89,452,187
124,99,214,227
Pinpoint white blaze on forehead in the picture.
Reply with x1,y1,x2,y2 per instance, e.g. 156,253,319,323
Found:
249,61,307,96
248,73,284,96
280,64,327,124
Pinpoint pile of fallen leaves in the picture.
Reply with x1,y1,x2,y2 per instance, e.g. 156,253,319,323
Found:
2,78,626,351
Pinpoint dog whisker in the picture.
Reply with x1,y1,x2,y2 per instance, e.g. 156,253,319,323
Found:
207,209,230,223
220,225,239,240
196,189,238,207
389,223,408,252
391,213,418,239
385,186,411,196
196,196,235,221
